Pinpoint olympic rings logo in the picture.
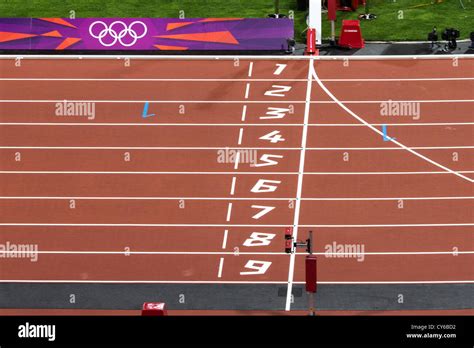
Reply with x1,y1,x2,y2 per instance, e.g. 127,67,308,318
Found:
89,20,147,47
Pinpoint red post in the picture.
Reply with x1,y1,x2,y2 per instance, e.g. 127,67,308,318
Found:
305,255,317,316
328,0,337,20
305,255,317,293
305,28,319,55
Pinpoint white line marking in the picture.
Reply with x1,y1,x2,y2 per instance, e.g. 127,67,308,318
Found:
308,281,474,284
306,171,474,175
0,223,470,227
0,280,472,284
238,128,244,145
4,170,473,175
307,223,474,227
0,146,470,150
311,63,474,184
1,77,297,82
0,196,471,201
222,230,228,249
0,99,472,104
226,203,233,222
217,257,224,278
248,62,254,77
306,146,474,150
286,57,314,311
321,77,474,82
3,250,471,256
233,151,240,170
241,105,247,122
0,171,300,175
2,77,472,82
0,280,290,284
307,123,474,126
302,196,474,201
230,177,237,195
2,122,472,127
244,83,251,99
0,53,471,60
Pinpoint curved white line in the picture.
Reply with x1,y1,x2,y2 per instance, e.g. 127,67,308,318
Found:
311,63,474,184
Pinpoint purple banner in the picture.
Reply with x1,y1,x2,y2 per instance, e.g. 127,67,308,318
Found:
0,18,294,51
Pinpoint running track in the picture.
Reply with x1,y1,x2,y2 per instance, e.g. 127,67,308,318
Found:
0,55,472,314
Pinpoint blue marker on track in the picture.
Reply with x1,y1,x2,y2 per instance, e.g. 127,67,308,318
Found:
382,125,395,142
142,102,155,118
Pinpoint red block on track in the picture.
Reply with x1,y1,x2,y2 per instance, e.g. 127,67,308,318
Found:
305,256,317,293
142,302,167,316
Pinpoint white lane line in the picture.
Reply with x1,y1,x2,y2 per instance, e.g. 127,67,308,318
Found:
0,99,472,104
0,146,471,150
248,62,254,77
226,203,233,222
320,77,474,82
306,223,474,227
0,171,299,174
0,196,472,201
244,83,251,99
241,105,247,121
1,280,472,284
233,152,240,170
222,230,228,249
3,170,473,176
217,257,224,278
311,63,474,184
316,100,474,104
308,123,474,126
306,146,474,150
0,280,291,284
2,77,471,82
306,171,474,175
230,177,237,195
286,57,314,312
4,250,471,256
302,196,474,201
314,281,474,284
0,77,299,82
0,53,470,59
2,122,473,126
238,128,244,145
1,223,471,227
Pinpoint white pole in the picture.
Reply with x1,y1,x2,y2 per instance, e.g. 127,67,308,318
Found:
309,0,322,45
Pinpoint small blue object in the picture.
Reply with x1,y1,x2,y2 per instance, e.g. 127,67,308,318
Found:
382,125,396,142
142,102,155,118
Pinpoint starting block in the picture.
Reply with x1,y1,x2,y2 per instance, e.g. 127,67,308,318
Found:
142,302,167,316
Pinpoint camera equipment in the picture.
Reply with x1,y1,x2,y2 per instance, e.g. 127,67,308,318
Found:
441,28,460,50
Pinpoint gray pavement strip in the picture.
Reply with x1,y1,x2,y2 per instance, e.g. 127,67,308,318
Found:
0,283,472,311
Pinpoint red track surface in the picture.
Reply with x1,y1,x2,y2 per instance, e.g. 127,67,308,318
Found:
0,56,473,313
